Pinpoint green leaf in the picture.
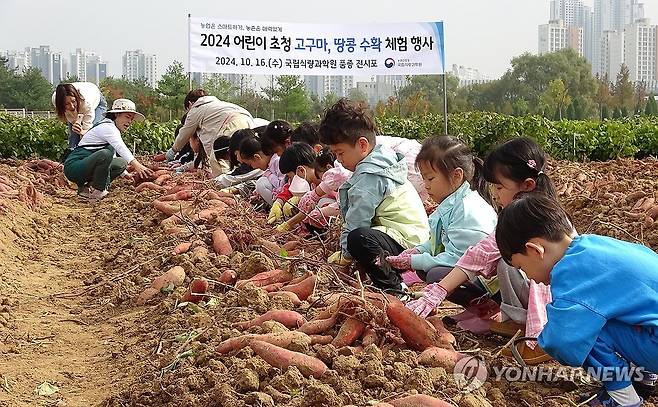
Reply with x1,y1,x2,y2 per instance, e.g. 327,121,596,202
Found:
35,382,59,396
279,249,289,258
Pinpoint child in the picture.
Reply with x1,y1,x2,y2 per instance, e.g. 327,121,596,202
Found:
261,120,293,157
213,127,266,191
275,147,352,233
406,137,558,364
211,135,231,175
238,136,285,206
174,133,210,175
320,98,429,296
384,136,497,300
291,121,323,153
496,194,658,407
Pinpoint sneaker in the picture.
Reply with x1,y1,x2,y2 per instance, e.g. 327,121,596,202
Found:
633,372,657,398
580,388,642,407
386,283,412,302
86,188,108,202
77,186,92,199
490,320,526,338
501,340,552,365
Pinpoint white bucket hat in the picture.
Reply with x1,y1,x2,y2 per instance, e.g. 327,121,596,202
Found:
107,98,145,121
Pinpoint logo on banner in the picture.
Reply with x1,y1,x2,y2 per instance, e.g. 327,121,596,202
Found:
385,58,395,68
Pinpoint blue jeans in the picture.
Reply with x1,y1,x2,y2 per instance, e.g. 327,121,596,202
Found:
584,320,658,391
68,95,108,149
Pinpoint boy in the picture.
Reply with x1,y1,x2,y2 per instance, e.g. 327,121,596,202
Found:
496,194,658,407
319,98,429,296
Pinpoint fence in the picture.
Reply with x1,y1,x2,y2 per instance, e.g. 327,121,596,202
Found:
2,109,55,119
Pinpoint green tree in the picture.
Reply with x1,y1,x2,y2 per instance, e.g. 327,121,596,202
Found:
10,67,54,110
595,74,613,120
202,74,238,100
601,105,610,119
621,106,629,117
262,75,312,121
572,97,586,120
101,77,161,119
61,74,80,84
566,102,576,120
613,107,622,119
613,64,634,111
634,81,647,115
348,88,368,104
157,61,188,118
0,57,19,108
645,96,658,116
398,74,459,115
540,79,571,120
512,98,530,116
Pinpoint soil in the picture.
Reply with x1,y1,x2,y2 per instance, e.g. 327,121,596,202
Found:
0,158,657,407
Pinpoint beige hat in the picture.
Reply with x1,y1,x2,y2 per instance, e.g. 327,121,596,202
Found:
107,98,145,121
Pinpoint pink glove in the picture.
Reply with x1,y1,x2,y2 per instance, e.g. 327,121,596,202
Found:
298,189,321,213
385,247,420,270
306,207,328,228
406,283,448,317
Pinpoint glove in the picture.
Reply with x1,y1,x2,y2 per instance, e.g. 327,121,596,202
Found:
165,147,177,162
328,251,352,265
282,196,300,217
267,200,284,224
275,221,292,232
306,208,328,228
406,283,448,317
298,189,321,213
384,247,421,269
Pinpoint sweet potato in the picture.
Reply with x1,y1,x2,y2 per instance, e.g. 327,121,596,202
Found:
262,282,287,292
237,309,307,330
218,269,238,285
161,190,195,202
202,190,221,200
426,315,456,345
249,340,327,378
372,404,395,407
386,300,446,351
172,242,192,255
625,191,646,204
154,174,172,186
151,266,186,291
136,287,160,305
389,394,454,407
310,335,334,345
153,169,170,177
236,269,293,289
640,197,655,212
281,274,316,301
212,228,233,255
181,278,209,303
135,182,166,193
633,197,647,211
418,346,465,370
153,153,166,162
153,200,189,216
216,331,311,354
647,205,658,221
268,291,302,306
332,317,366,348
298,314,337,335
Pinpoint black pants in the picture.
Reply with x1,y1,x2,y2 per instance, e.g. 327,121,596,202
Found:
347,227,405,290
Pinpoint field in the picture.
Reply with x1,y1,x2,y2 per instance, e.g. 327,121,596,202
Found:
0,157,657,407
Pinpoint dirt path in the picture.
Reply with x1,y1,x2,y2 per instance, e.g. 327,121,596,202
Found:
0,193,143,407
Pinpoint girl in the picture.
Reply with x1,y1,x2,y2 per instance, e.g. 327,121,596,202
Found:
52,82,108,150
174,133,210,175
261,120,293,157
275,147,352,233
238,136,286,206
384,135,497,297
406,137,558,365
63,99,152,201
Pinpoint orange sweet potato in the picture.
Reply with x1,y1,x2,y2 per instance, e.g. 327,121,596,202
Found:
236,309,307,330
154,174,172,186
386,299,446,351
298,314,337,335
218,270,238,285
268,291,302,306
361,327,379,347
181,278,210,303
151,266,186,291
161,190,195,202
135,182,166,193
236,269,293,289
332,317,366,348
249,340,327,378
136,287,160,305
310,335,334,345
216,331,310,354
212,228,233,255
281,274,316,301
153,153,166,162
426,315,456,345
389,394,454,407
172,242,192,255
418,346,465,370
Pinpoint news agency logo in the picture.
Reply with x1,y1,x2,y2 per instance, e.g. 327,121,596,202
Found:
384,58,395,68
453,356,488,392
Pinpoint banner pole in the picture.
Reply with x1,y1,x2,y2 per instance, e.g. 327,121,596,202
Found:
442,73,448,135
188,14,192,91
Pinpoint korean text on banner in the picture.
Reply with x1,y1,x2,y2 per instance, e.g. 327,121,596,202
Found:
189,18,445,76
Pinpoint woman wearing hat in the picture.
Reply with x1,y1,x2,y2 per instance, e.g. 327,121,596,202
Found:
63,99,153,201
52,82,108,150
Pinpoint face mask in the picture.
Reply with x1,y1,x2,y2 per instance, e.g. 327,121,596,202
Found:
289,167,310,196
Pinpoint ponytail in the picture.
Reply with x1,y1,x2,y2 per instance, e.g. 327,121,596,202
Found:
472,156,495,207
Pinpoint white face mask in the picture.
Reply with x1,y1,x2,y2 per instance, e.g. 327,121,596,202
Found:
289,167,310,196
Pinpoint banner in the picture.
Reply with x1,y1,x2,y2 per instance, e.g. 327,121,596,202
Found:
189,17,445,76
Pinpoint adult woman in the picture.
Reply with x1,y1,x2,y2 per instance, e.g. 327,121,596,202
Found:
52,82,108,150
63,99,152,201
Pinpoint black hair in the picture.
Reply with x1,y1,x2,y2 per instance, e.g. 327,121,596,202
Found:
54,83,84,120
313,146,336,176
319,98,377,145
184,89,206,110
238,136,264,160
291,122,320,146
229,128,257,169
192,134,208,169
279,142,317,174
252,125,267,137
105,112,117,121
496,194,573,264
484,137,557,199
261,120,293,155
213,135,231,161
415,135,493,206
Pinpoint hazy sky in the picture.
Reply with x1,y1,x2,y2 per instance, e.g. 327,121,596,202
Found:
1,0,657,81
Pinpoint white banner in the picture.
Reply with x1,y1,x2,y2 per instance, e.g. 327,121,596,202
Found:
189,17,445,76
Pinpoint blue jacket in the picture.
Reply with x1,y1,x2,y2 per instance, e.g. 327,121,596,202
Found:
410,182,497,271
339,144,429,257
538,235,658,367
